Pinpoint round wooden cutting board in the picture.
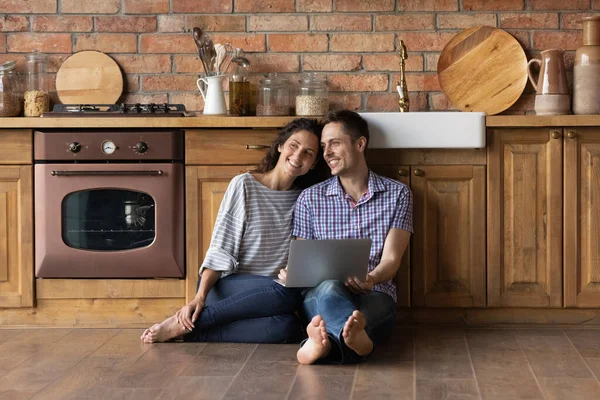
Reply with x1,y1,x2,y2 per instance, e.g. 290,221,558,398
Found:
55,51,123,104
437,26,528,115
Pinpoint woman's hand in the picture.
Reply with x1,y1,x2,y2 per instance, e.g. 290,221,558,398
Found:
345,273,375,294
278,267,287,283
175,297,205,332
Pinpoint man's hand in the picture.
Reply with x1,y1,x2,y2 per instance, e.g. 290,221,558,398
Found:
345,273,375,294
278,267,288,284
175,297,205,331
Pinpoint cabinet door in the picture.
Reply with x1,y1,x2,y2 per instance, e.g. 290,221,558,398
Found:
488,129,563,307
411,165,486,307
370,166,411,308
185,166,254,302
564,128,600,307
0,166,33,307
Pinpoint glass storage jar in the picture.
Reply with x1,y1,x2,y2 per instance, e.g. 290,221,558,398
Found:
228,49,251,116
296,72,329,116
24,51,49,117
0,60,23,117
256,73,291,116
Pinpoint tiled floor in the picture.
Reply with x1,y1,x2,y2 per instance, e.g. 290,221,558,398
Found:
0,327,599,399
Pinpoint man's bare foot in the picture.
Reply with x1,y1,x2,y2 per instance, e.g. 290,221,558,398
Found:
342,310,373,356
140,315,188,343
297,315,331,365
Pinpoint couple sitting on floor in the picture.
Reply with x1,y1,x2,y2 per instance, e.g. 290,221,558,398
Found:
140,110,413,365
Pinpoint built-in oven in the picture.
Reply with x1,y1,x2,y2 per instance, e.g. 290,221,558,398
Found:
34,123,185,278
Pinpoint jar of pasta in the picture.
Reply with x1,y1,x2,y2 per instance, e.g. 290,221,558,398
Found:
24,51,49,117
296,73,329,116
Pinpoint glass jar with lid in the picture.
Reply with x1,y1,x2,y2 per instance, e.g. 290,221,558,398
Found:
296,72,329,116
256,73,291,116
24,51,49,117
0,60,23,117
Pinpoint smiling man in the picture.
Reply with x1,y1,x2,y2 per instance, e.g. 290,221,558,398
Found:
285,109,413,365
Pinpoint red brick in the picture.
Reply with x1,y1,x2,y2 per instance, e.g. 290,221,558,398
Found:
499,13,558,29
311,15,371,31
503,93,535,114
158,16,185,32
173,0,232,13
61,0,119,13
0,16,29,32
0,34,5,53
531,0,590,9
331,34,394,52
399,0,457,11
170,92,205,113
334,0,394,12
376,14,435,31
269,34,328,52
561,13,597,29
328,93,361,111
297,0,332,12
124,75,140,92
32,16,93,32
247,54,300,73
121,93,169,104
506,30,530,48
532,31,581,50
363,54,423,72
464,0,524,10
430,93,458,111
425,54,440,71
594,0,600,8
393,32,456,52
74,34,137,53
140,34,196,53
47,54,69,73
327,74,388,92
173,55,205,73
366,93,428,112
123,0,169,14
303,54,361,71
210,34,266,52
235,0,295,12
249,16,308,31
391,73,440,91
0,54,25,71
187,16,245,32
142,75,198,91
96,17,157,33
112,55,171,74
0,0,56,13
7,33,71,53
437,13,497,29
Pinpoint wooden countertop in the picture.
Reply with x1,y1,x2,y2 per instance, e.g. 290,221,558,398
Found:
1,114,600,129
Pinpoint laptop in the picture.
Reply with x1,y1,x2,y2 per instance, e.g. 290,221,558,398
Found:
275,239,372,288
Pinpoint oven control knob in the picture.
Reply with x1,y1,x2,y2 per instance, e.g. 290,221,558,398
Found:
134,141,148,154
68,142,81,153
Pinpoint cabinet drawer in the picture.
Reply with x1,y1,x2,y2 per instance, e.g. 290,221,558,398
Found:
186,129,278,165
0,130,32,164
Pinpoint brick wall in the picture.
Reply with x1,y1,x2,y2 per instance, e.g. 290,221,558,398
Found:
1,0,598,114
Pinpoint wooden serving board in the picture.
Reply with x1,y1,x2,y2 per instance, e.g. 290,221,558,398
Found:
437,26,528,115
55,51,123,104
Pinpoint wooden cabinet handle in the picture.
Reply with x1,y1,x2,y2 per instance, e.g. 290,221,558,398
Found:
413,169,424,177
397,169,408,176
551,131,561,139
246,144,270,150
567,131,577,139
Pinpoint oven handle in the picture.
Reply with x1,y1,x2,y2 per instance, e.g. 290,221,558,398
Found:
51,170,164,177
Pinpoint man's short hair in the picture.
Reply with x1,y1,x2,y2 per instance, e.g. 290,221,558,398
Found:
322,110,370,149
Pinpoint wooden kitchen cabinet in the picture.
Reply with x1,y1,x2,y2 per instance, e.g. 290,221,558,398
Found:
0,165,34,308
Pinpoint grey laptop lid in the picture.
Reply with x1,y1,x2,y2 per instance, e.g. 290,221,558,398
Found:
278,239,372,288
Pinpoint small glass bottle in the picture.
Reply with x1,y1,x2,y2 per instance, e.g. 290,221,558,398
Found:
0,60,23,117
296,72,329,116
256,73,291,116
24,51,49,117
228,49,250,116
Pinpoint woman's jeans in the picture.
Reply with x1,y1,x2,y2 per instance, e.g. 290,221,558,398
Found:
183,274,304,343
302,280,396,364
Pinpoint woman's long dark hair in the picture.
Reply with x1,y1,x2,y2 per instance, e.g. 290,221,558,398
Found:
255,118,329,189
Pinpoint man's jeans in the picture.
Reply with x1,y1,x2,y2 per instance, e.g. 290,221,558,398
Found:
184,274,304,343
302,280,396,364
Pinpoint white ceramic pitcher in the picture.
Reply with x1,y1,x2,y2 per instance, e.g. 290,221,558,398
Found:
197,75,227,115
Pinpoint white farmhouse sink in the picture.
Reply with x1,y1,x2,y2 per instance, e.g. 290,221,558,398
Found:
358,112,486,149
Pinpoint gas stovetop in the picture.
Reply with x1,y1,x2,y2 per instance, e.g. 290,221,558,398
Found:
41,103,187,117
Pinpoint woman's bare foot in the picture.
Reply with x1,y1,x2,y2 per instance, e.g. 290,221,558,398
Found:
297,315,331,365
342,310,373,356
140,315,188,343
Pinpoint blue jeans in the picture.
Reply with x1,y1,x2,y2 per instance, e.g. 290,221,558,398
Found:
183,274,304,343
302,280,396,364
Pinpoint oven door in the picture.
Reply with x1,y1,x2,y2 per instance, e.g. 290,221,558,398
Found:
35,163,184,278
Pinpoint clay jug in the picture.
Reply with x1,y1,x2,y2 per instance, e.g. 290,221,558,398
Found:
573,16,600,115
527,49,570,115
